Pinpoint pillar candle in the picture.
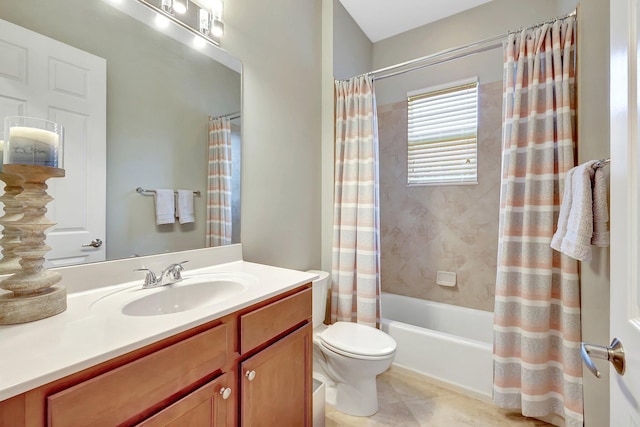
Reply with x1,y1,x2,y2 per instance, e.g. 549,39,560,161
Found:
8,126,60,167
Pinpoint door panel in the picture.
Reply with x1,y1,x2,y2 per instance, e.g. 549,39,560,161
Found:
610,0,640,425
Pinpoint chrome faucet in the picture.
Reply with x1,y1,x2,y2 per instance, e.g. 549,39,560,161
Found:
135,261,188,289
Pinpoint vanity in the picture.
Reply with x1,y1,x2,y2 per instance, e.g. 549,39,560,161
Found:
0,245,315,426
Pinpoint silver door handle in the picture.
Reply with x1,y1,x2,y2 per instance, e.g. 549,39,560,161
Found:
82,238,103,248
580,338,625,378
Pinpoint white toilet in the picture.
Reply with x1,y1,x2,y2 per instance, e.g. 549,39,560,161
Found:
308,270,396,417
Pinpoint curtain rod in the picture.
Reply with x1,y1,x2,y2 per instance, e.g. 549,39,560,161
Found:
210,111,241,121
508,10,576,35
369,10,577,82
371,33,505,81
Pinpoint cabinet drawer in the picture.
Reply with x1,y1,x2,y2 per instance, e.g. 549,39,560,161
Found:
47,323,228,427
240,287,311,354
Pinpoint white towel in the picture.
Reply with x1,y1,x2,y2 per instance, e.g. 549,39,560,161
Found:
551,161,610,262
550,167,575,254
154,189,175,225
591,168,610,247
176,189,195,224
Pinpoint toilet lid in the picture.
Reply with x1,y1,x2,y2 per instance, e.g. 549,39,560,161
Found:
319,322,396,357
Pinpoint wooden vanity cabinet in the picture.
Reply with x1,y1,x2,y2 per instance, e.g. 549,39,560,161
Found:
238,287,313,427
0,283,312,427
240,324,312,427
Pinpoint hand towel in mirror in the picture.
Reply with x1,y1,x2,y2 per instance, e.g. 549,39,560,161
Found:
155,189,175,225
176,189,195,224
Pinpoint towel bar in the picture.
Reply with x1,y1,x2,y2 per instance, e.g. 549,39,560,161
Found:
592,158,610,169
136,187,201,197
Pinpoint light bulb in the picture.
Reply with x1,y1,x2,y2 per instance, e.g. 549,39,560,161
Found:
211,18,224,37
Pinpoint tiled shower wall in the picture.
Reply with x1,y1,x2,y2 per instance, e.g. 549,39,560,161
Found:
378,80,502,313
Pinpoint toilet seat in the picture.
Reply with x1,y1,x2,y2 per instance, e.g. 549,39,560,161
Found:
318,322,396,360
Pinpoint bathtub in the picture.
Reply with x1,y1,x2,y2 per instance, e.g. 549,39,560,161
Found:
380,292,494,400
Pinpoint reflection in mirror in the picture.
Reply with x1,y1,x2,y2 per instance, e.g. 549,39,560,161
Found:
0,0,242,269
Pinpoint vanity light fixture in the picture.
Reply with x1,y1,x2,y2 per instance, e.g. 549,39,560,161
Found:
134,0,223,46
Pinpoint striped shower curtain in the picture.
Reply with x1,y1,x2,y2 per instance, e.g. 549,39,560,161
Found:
493,16,583,426
206,116,232,247
331,74,381,328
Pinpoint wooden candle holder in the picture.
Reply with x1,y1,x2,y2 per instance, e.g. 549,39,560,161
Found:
0,172,25,274
0,164,65,324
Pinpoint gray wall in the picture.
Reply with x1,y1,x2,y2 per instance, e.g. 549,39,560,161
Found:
223,0,322,270
576,1,611,426
0,0,241,259
332,0,372,80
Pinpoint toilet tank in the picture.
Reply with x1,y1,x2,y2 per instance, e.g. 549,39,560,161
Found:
307,270,329,329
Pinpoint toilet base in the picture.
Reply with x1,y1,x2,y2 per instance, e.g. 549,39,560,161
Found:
325,376,379,417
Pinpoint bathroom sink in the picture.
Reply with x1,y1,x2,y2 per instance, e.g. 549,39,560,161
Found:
90,273,255,317
122,280,247,316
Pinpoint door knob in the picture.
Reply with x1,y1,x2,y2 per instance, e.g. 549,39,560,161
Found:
219,387,232,400
580,338,625,378
245,370,256,381
82,238,103,248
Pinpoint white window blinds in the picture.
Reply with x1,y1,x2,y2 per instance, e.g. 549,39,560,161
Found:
407,80,478,185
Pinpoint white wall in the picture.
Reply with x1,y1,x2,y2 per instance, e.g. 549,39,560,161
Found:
223,0,323,270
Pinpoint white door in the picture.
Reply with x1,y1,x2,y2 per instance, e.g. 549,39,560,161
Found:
0,18,106,266
610,0,640,425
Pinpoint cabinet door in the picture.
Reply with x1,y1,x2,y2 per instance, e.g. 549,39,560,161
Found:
137,373,233,427
240,323,312,427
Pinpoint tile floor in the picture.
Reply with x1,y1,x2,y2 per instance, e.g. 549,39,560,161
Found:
325,367,552,427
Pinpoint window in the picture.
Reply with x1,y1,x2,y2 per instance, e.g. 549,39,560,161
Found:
407,79,478,186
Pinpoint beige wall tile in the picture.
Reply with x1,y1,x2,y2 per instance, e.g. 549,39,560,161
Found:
379,80,502,312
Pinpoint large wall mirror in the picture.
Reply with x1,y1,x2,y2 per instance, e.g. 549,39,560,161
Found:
0,0,242,267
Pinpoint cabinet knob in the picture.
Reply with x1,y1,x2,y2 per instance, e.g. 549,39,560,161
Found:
219,387,232,400
245,370,256,381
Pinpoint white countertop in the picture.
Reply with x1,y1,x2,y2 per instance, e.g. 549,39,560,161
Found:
0,259,317,402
